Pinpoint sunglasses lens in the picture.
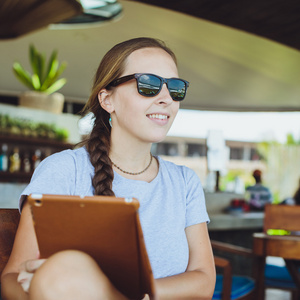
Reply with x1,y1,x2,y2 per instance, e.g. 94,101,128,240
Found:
136,74,187,101
168,79,187,101
138,74,161,96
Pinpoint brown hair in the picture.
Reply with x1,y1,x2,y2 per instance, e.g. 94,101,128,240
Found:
253,169,262,183
81,37,177,196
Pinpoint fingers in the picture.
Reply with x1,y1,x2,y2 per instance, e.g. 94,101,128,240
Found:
26,259,47,272
17,259,47,293
21,259,47,273
17,271,34,293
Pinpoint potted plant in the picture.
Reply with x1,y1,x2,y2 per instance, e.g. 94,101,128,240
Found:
13,44,67,114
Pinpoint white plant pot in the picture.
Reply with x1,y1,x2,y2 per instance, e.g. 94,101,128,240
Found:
19,91,65,114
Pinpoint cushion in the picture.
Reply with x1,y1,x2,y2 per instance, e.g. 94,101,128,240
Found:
213,274,255,300
265,264,296,289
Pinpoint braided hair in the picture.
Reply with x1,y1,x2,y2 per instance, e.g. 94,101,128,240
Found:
81,37,177,195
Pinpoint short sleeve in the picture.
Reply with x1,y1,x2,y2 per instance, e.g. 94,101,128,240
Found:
184,168,209,227
19,150,77,209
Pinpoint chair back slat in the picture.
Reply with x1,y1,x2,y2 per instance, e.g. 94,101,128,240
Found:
264,204,300,233
0,209,20,278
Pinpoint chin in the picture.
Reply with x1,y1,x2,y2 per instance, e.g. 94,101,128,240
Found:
149,134,168,144
141,128,170,144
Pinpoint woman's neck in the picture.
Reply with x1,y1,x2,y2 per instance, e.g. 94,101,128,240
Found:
109,138,158,182
110,127,153,163
109,145,152,170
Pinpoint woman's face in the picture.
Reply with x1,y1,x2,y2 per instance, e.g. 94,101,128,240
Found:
106,47,180,144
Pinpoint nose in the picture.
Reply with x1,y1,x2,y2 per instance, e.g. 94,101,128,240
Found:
156,83,173,105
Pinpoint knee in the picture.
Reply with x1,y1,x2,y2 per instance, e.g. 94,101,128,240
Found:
29,250,112,300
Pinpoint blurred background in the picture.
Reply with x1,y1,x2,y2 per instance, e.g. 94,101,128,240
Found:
1,0,299,206
1,2,300,298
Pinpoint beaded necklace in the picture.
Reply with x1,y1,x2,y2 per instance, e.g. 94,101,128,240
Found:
111,154,153,175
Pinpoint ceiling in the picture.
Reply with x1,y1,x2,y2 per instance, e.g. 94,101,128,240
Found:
0,0,299,112
129,0,300,52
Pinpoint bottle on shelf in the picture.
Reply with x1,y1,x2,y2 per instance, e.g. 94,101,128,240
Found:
32,149,42,170
9,147,21,173
0,144,8,172
22,152,31,173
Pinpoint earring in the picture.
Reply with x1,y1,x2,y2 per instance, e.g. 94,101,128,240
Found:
109,114,113,128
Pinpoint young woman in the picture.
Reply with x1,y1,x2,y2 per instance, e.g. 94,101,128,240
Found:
1,37,216,300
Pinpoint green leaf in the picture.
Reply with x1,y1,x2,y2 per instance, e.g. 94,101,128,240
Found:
12,62,34,90
29,44,36,71
46,50,58,79
55,128,69,141
36,52,45,85
44,78,67,94
41,61,67,91
47,59,59,80
55,62,67,79
40,60,59,90
29,45,39,75
31,74,41,90
29,44,46,86
13,44,67,93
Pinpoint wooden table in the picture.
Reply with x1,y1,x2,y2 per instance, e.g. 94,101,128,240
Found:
253,232,300,300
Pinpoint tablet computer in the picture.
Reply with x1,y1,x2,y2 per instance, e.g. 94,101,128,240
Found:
28,194,155,300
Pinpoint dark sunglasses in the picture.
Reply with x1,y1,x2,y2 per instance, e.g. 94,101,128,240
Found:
107,73,189,101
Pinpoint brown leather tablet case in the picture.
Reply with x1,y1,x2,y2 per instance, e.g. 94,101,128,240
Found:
28,194,155,300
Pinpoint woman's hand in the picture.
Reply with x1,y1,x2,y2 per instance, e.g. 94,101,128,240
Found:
17,259,47,292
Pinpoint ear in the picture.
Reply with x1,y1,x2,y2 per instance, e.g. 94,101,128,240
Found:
98,89,114,113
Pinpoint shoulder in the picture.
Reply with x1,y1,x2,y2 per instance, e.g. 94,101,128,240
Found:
247,184,270,192
20,147,92,204
30,147,91,181
42,147,89,166
156,156,202,195
52,146,89,160
157,156,198,181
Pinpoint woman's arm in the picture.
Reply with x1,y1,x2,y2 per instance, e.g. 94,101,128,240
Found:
1,201,39,300
154,222,216,300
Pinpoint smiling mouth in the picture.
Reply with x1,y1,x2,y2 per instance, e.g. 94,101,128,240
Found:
147,114,169,120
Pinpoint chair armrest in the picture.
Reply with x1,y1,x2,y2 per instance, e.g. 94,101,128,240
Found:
214,256,230,269
214,256,232,300
211,240,254,258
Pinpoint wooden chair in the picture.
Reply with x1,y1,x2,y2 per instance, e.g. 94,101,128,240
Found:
253,204,300,300
0,209,20,279
212,204,300,300
263,203,300,234
212,241,256,300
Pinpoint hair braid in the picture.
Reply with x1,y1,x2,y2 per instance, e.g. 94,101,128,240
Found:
87,110,115,196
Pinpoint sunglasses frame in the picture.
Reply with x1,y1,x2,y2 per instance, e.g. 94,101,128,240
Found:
107,73,189,101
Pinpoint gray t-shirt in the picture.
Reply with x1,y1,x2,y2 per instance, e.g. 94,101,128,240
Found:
20,147,209,279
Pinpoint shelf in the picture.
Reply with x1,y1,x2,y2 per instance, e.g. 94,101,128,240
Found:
0,134,73,149
0,171,33,183
0,134,74,183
